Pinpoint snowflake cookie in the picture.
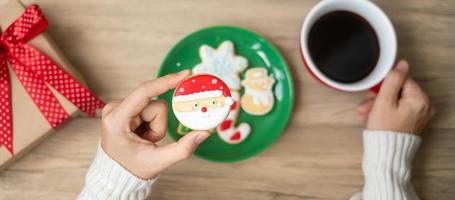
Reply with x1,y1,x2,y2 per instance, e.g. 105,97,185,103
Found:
192,41,247,90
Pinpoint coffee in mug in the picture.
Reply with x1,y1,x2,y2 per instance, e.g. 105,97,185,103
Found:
300,0,397,92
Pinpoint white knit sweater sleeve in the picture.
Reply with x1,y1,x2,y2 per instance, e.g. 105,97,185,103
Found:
78,145,157,200
359,130,422,200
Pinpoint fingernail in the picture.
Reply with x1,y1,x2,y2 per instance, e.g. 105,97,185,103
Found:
396,60,409,71
194,132,209,144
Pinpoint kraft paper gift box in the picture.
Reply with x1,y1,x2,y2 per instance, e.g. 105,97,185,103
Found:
0,0,104,171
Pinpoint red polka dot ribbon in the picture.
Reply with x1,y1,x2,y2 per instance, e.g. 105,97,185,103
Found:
0,5,105,155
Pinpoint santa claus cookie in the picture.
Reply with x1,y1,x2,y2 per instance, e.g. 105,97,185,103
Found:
172,74,233,131
241,68,275,115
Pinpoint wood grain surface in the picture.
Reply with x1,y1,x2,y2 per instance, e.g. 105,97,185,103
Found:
0,0,454,199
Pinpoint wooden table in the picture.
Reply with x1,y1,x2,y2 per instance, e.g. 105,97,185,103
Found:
0,0,454,199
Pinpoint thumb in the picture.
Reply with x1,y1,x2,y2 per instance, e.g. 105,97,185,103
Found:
376,60,409,106
175,130,210,157
157,131,210,165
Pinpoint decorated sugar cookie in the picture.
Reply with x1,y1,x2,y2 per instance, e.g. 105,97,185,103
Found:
193,40,247,90
217,91,251,144
241,68,275,115
192,40,251,144
172,74,233,131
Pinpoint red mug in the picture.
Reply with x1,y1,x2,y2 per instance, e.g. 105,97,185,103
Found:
300,0,397,92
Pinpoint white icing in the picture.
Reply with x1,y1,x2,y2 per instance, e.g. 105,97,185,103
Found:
244,87,274,106
175,105,230,130
216,91,251,144
192,41,247,90
252,72,263,78
224,97,233,106
217,123,251,144
173,90,222,102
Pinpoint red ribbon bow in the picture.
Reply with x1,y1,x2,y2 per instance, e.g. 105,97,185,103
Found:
0,5,105,154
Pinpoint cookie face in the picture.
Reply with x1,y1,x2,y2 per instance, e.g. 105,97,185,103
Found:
172,74,233,131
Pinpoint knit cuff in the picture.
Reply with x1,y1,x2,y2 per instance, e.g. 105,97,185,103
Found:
363,130,421,172
78,145,157,200
362,130,421,200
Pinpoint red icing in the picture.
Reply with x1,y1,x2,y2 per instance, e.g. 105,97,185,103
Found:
230,131,241,141
219,120,232,131
230,101,237,110
201,107,207,113
174,74,231,97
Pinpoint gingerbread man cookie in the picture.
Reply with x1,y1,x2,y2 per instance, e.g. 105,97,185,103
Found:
172,74,233,131
241,68,275,115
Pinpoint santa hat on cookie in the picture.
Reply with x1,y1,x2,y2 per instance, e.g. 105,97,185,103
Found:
173,74,233,105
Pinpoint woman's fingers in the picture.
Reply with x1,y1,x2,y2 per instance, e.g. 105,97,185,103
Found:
130,116,142,131
102,100,122,117
101,100,126,137
112,70,191,122
399,78,432,115
366,91,377,98
140,100,168,142
377,60,409,107
140,130,164,142
175,131,210,156
155,131,210,165
356,97,375,121
401,77,426,100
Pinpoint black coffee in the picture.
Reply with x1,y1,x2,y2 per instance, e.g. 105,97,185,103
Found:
308,11,379,83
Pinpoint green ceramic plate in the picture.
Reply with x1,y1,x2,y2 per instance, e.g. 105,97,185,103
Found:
158,26,294,162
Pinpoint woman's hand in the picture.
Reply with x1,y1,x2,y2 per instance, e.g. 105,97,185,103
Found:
100,70,210,180
356,60,435,135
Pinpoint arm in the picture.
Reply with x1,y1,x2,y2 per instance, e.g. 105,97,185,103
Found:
354,60,434,200
78,70,210,200
78,146,157,200
362,130,420,200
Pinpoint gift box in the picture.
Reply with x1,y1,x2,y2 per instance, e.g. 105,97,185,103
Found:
0,0,104,171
